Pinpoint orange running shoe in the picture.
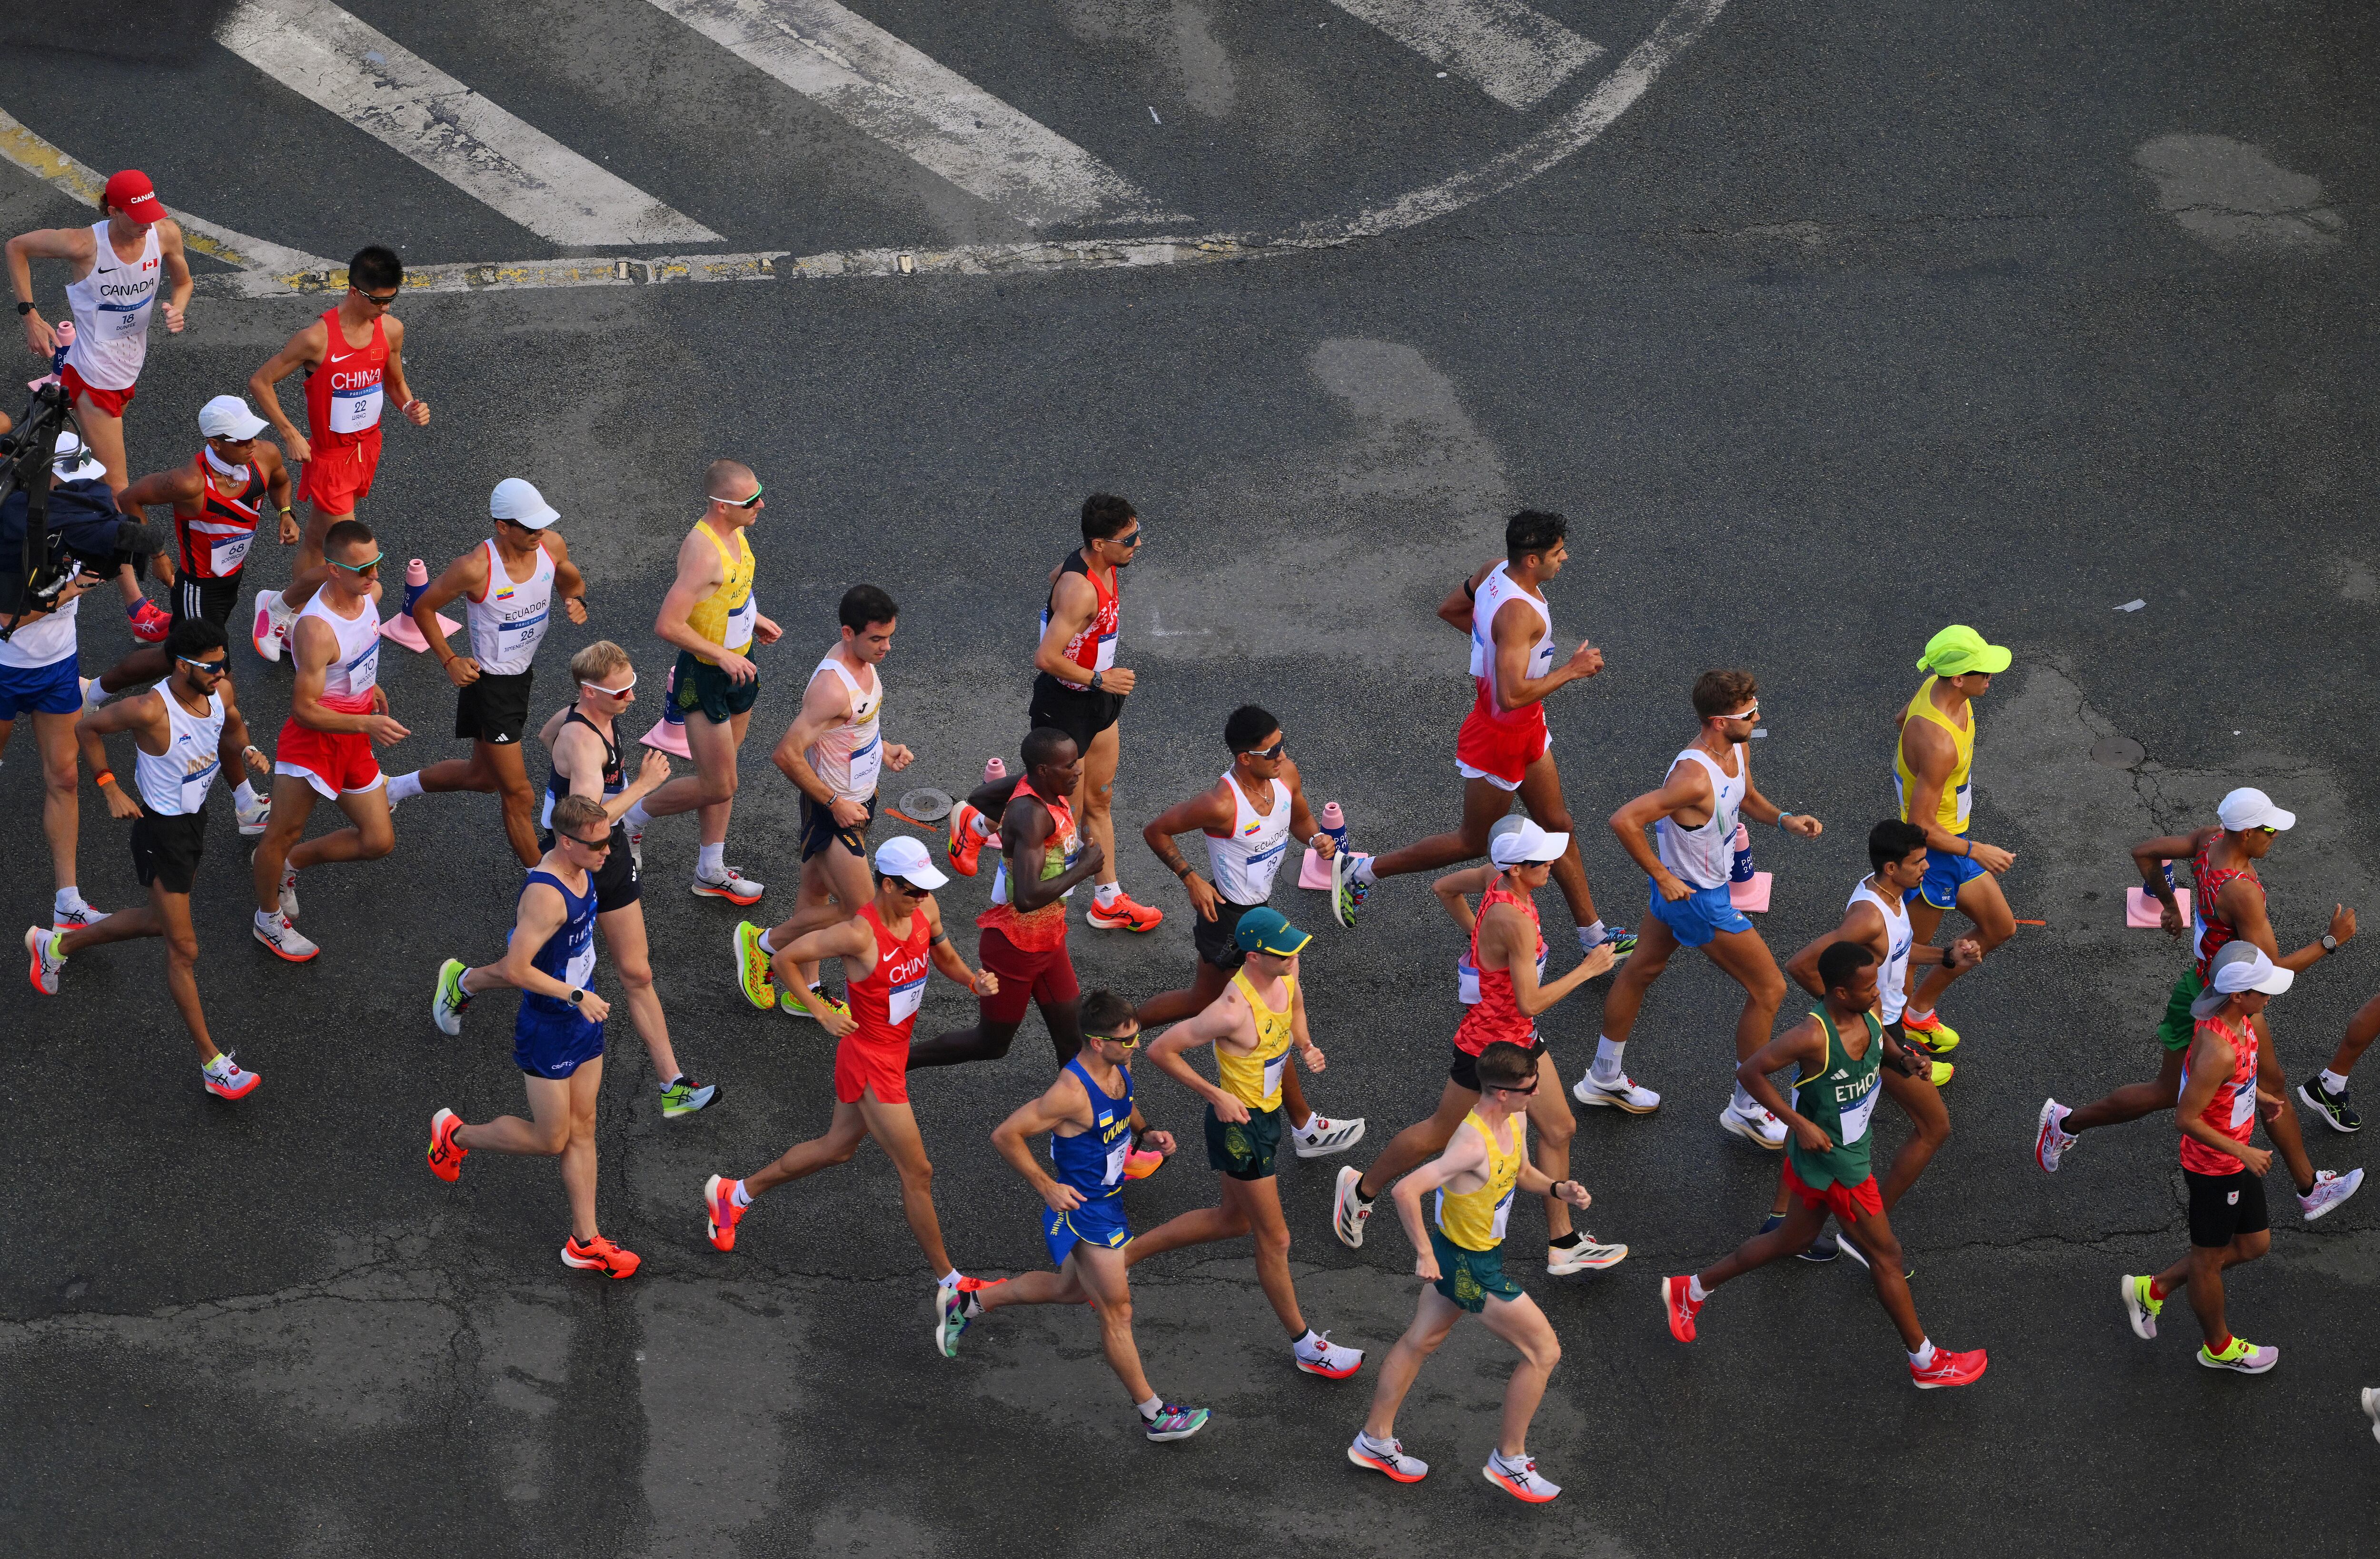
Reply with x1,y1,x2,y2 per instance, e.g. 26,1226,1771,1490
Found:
562,1234,642,1279
948,1273,1006,1295
704,1173,745,1253
1085,889,1163,932
1123,1147,1165,1180
947,802,990,877
426,1107,469,1183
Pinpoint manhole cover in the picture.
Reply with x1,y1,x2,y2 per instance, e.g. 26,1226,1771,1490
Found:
898,788,953,822
2091,737,2146,768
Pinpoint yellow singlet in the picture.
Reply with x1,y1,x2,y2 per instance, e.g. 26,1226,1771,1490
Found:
685,524,756,664
1213,967,1298,1111
1893,676,1974,838
1434,1109,1525,1253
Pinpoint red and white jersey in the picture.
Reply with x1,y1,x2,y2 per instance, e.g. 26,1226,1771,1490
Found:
63,222,161,391
848,902,932,1044
1041,551,1119,691
298,591,382,711
177,448,267,580
304,309,389,448
1453,875,1543,1057
1466,563,1555,730
2179,1013,2260,1175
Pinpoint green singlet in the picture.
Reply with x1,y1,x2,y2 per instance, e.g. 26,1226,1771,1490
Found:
1785,1007,1884,1190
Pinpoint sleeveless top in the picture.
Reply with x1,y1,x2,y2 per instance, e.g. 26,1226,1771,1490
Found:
685,523,756,661
1894,678,1974,838
1050,1055,1135,1201
134,687,225,818
1786,1008,1884,1190
0,594,77,670
847,901,932,1047
177,448,266,580
63,221,160,391
542,707,623,829
981,778,1080,951
2179,1012,2260,1175
464,539,555,675
1454,876,1541,1056
2191,839,2263,981
1848,876,1915,1025
805,653,884,801
1465,562,1555,730
1203,773,1290,905
298,591,382,710
1041,550,1119,690
303,309,389,447
1214,967,1299,1111
1435,1109,1525,1253
1654,745,1747,890
518,867,599,1019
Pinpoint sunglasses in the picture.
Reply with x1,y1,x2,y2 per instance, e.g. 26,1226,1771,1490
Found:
2257,826,2280,837
176,656,229,678
1716,705,1759,723
1493,1081,1540,1097
330,553,384,573
894,880,932,898
580,672,637,699
719,483,764,510
568,832,614,852
1104,526,1144,548
1241,739,1286,760
1089,1032,1141,1049
354,288,401,306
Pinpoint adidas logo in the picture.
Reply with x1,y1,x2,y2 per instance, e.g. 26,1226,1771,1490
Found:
1831,1068,1850,1080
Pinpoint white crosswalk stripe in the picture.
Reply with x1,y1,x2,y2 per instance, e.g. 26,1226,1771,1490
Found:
638,0,1169,229
215,0,721,247
1325,0,1604,111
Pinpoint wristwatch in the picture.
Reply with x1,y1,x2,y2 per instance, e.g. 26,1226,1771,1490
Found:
568,987,587,1005
2322,935,2339,953
1090,670,1104,691
14,302,33,316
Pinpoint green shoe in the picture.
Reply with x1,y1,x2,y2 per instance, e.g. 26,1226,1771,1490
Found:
431,957,471,1036
1332,850,1369,929
780,982,853,1023
2120,1273,2162,1340
659,1076,719,1119
731,921,775,1010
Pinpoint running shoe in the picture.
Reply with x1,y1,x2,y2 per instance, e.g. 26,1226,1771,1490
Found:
128,598,170,643
2299,1167,2364,1221
2197,1336,2278,1374
1483,1452,1560,1504
253,913,319,963
201,1051,260,1100
691,868,764,906
1141,1402,1210,1442
1594,927,1639,958
1837,1230,1915,1279
1574,1070,1663,1114
1347,1433,1428,1483
427,1107,469,1183
1760,1211,1839,1263
561,1234,642,1280
1123,1146,1166,1179
934,1283,972,1357
250,587,293,662
430,957,471,1035
1546,1235,1628,1275
660,1076,718,1118
780,982,853,1023
1331,1165,1373,1249
277,864,299,920
235,791,272,837
2361,1385,2380,1444
1901,1012,1961,1055
2120,1273,2162,1340
23,926,63,995
1927,1059,1955,1088
1085,890,1163,932
1293,1331,1365,1379
1718,1100,1786,1149
2299,1077,2361,1134
51,902,107,932
2035,1098,2077,1172
1660,1275,1703,1342
625,819,644,873
732,920,776,1009
1910,1346,1989,1389
1331,850,1369,929
703,1173,744,1253
1291,1114,1367,1158
947,801,990,877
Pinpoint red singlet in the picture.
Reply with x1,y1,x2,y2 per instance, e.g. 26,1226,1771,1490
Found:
1453,875,1542,1056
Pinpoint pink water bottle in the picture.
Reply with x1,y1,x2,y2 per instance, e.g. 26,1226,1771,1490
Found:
1730,821,1756,882
1318,801,1349,854
400,558,432,614
984,756,1006,785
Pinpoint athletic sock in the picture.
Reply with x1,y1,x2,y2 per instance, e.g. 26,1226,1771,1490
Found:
1548,1231,1583,1250
1358,1430,1396,1455
658,1073,684,1092
1906,1006,1935,1025
53,888,85,917
1295,1328,1321,1351
2210,1332,2234,1355
696,842,725,878
2148,1276,2168,1301
2321,1069,2350,1095
234,780,261,809
1137,1394,1164,1421
942,1269,962,1287
1731,1081,1758,1115
1578,920,1607,950
255,908,279,930
81,677,106,712
729,1179,752,1207
625,799,653,831
1910,1339,1936,1369
1592,1036,1626,1083
1094,882,1121,908
756,927,778,956
1686,1275,1708,1302
386,770,424,804
1351,856,1378,887
202,1053,233,1077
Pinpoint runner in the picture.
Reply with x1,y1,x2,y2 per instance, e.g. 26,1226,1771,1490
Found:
620,460,777,904
1027,493,1162,933
933,990,1210,1442
728,585,910,1023
2037,788,2362,1220
1890,626,2019,1056
1129,908,1365,1380
424,794,639,1279
247,246,430,659
1347,1040,1591,1502
2115,942,2294,1376
1135,702,1363,1158
433,640,717,1120
1659,943,1989,1390
1591,671,1821,1145
383,479,588,867
22,618,266,1098
2303,992,2380,1134
1332,511,1627,962
703,838,997,1288
1331,821,1626,1279
8,168,193,640
906,728,1105,1069
248,521,407,963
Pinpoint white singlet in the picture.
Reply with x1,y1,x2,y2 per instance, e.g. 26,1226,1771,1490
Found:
135,688,226,817
63,222,161,392
1653,745,1746,891
1848,877,1915,1025
1203,773,1291,905
0,594,78,669
804,654,884,802
464,539,555,676
1465,562,1555,702
299,592,383,707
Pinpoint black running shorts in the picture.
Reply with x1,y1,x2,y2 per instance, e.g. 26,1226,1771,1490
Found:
2185,1167,2269,1249
456,669,535,745
130,806,206,896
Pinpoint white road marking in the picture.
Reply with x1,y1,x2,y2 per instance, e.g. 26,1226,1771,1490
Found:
1324,0,1604,111
214,0,720,246
638,0,1169,228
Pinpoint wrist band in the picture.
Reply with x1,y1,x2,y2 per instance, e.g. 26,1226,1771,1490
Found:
93,770,114,789
1775,812,1791,831
1964,838,1973,857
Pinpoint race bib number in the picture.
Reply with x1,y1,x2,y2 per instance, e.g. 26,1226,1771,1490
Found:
1261,1052,1288,1101
1102,1132,1131,1185
1838,1081,1880,1145
1457,956,1479,1005
209,532,254,577
2228,1080,2256,1131
888,974,924,1026
724,592,757,652
1953,782,1973,827
1092,630,1117,673
1488,1189,1515,1242
328,385,384,435
565,942,596,990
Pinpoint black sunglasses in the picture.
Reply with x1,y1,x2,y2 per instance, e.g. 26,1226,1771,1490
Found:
569,833,614,852
354,288,401,306
1493,1080,1539,1097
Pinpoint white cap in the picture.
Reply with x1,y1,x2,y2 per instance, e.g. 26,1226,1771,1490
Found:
1488,819,1569,867
874,834,949,889
490,477,560,529
2192,942,2294,1017
197,395,269,440
2217,787,2295,833
49,432,105,483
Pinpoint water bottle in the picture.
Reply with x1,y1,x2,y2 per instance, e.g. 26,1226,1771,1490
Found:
50,319,74,376
1730,821,1756,883
1318,801,1349,855
660,659,685,727
401,558,431,616
984,756,1006,785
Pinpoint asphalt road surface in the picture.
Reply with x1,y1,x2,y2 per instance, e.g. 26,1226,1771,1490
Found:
4,3,2377,1556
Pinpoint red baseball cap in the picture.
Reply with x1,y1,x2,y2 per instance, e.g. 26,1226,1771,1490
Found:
103,169,166,223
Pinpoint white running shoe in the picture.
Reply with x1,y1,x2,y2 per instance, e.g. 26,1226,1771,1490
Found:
2035,1098,2077,1173
690,867,764,906
1292,1115,1367,1158
626,820,644,873
1718,1100,1787,1149
1292,1331,1364,1379
2361,1386,2380,1444
2198,1337,2279,1374
1331,1164,1372,1249
1546,1235,1629,1275
50,901,107,932
1574,1070,1662,1114
1347,1433,1428,1483
23,926,64,995
253,912,319,963
250,587,293,662
235,792,272,837
1483,1451,1560,1503
202,1053,261,1100
2299,1167,2364,1222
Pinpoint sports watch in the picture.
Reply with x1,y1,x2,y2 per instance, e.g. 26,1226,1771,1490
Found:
568,988,587,1005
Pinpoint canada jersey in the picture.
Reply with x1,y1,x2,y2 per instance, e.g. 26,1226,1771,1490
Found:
62,221,160,391
177,451,267,580
847,902,932,1046
304,309,389,448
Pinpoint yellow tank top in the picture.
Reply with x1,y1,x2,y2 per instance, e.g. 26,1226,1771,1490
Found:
1213,967,1298,1110
1434,1109,1525,1252
1893,677,1974,837
686,524,756,663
